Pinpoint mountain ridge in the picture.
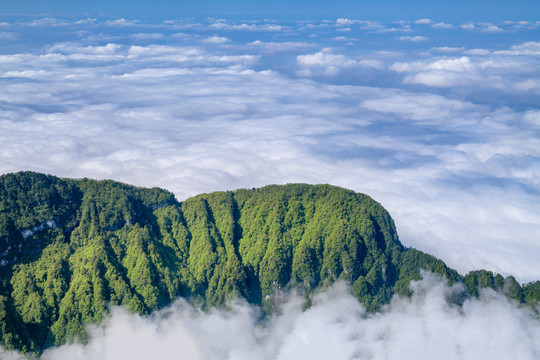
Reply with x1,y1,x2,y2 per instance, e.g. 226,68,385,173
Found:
0,171,538,354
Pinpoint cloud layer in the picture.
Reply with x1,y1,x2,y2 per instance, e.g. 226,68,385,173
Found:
0,16,539,284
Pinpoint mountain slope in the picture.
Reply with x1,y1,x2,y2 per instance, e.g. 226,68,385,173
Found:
0,171,537,353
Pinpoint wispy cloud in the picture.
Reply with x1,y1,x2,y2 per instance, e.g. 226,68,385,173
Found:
388,42,540,102
495,41,540,55
105,18,140,27
479,23,504,33
297,48,385,77
431,47,465,53
460,22,506,33
415,18,432,25
335,18,412,33
336,18,359,26
209,20,284,31
247,40,314,52
130,33,165,41
74,18,97,25
398,35,428,41
432,22,453,29
202,36,231,44
25,17,70,27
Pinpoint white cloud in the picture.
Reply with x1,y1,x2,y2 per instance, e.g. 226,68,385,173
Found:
401,72,463,87
503,20,530,26
25,17,70,27
248,40,313,52
463,48,491,56
336,19,404,33
480,23,504,33
105,18,140,27
460,22,507,33
359,20,387,30
297,50,347,67
398,36,428,41
331,36,355,41
389,42,540,97
130,33,165,40
359,91,477,121
514,79,540,92
120,44,259,66
170,32,190,39
336,18,357,26
415,18,432,25
75,18,97,25
380,26,413,33
427,56,473,71
432,22,453,29
297,49,385,75
0,69,49,79
202,36,231,44
112,68,193,79
431,47,464,53
495,41,540,56
523,110,540,128
48,43,123,55
36,43,126,63
209,21,283,31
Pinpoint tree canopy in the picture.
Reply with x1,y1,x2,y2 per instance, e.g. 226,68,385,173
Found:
0,171,538,353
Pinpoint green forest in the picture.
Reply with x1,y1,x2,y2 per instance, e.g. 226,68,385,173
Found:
0,171,538,354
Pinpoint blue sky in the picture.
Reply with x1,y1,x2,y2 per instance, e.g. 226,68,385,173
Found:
2,0,540,21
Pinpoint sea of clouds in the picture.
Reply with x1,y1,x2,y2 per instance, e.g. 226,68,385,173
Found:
1,17,539,281
1,15,540,360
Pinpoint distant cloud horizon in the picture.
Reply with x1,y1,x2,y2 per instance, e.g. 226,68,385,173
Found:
1,16,539,286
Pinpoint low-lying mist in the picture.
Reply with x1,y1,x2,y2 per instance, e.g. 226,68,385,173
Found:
2,273,539,360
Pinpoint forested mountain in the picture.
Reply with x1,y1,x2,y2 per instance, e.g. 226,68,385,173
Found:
0,171,538,353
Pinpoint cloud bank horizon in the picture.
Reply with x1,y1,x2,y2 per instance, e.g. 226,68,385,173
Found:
0,14,539,284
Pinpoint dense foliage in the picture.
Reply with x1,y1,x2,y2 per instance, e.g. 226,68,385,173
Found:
0,172,538,353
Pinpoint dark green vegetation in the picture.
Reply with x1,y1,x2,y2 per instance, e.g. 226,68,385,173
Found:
0,171,538,353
